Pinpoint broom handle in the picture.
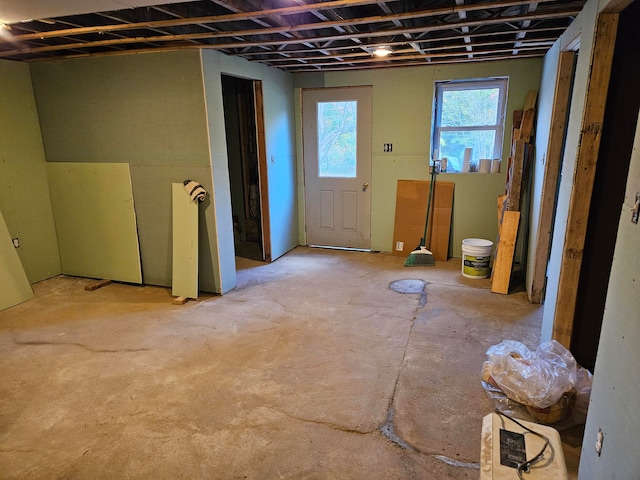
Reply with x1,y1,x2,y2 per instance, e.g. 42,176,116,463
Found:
422,164,436,246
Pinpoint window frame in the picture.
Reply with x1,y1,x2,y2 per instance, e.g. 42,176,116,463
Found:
432,77,509,173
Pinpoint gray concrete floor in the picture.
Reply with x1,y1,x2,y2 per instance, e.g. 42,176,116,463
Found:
0,247,582,479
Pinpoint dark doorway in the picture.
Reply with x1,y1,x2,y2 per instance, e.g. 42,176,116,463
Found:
222,75,264,262
571,1,640,371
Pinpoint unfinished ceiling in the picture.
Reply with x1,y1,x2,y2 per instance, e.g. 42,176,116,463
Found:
0,0,586,71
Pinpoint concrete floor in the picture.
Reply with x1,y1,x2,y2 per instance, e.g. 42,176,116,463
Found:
0,247,582,479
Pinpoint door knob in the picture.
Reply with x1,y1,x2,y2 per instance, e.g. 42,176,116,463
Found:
362,182,369,192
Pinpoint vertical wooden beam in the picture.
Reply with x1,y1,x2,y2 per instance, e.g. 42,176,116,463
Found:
552,14,618,347
530,51,576,304
253,80,272,262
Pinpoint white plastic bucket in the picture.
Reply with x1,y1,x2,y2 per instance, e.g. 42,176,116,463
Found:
461,238,493,279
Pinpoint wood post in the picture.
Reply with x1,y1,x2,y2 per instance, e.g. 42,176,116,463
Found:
529,51,576,304
552,14,618,347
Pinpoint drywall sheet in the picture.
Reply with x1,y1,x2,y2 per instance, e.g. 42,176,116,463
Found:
0,209,34,311
172,183,198,299
0,60,61,283
47,163,142,283
392,180,454,261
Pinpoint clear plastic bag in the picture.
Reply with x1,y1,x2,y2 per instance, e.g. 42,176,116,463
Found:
481,340,593,426
482,340,577,409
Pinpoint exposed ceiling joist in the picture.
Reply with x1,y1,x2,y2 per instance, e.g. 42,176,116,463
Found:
0,0,586,70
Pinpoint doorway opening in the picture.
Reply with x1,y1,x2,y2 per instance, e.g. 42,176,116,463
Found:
571,1,640,371
222,74,270,263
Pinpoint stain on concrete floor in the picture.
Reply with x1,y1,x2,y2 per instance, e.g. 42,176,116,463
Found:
389,279,427,307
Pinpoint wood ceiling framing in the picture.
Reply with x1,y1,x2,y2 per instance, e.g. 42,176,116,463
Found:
0,0,586,71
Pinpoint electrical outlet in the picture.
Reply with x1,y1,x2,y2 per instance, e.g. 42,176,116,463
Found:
12,238,20,248
383,143,393,152
595,429,603,456
395,241,404,251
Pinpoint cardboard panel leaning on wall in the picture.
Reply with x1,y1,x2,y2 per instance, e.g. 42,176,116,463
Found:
47,163,142,284
0,60,61,283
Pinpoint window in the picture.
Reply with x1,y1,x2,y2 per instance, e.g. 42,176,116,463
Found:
317,100,357,178
432,78,508,173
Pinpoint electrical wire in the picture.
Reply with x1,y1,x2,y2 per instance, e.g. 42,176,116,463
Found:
494,409,550,480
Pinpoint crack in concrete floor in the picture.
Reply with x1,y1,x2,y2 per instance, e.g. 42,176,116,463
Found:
380,406,416,451
383,279,484,472
434,454,480,469
270,407,376,436
12,338,151,354
385,279,485,471
229,278,431,455
378,278,428,452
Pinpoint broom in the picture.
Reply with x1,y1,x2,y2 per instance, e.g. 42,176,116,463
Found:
404,162,437,267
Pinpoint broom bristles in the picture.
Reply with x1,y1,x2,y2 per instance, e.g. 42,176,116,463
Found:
404,246,435,267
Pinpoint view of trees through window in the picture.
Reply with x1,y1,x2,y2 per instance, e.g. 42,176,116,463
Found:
317,100,357,178
433,79,507,172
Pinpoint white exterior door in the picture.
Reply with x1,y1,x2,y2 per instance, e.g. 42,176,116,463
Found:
302,86,372,249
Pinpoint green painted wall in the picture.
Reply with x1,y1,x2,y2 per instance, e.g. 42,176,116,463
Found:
201,49,298,293
293,58,542,256
29,49,297,294
29,51,221,292
0,59,60,283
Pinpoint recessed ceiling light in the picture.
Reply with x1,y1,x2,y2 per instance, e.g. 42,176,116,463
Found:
0,23,11,39
373,46,392,57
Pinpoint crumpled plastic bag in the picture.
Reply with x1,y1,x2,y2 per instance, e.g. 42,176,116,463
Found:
482,339,577,409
